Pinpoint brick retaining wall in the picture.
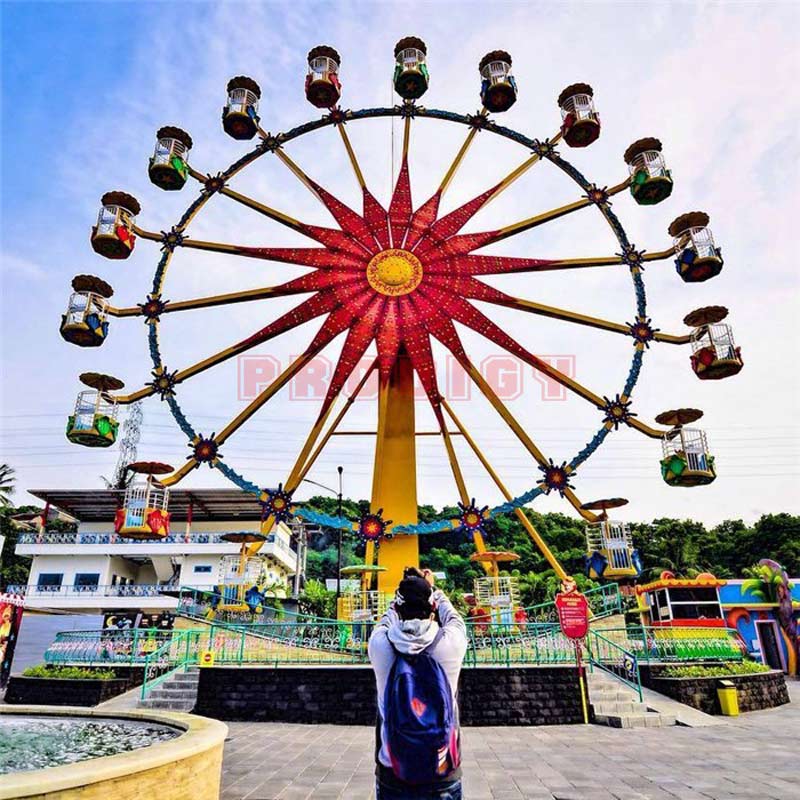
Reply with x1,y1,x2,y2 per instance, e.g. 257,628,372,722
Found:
194,665,585,726
639,666,789,714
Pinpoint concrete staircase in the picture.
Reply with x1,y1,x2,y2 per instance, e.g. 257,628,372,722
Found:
587,671,677,728
138,668,199,712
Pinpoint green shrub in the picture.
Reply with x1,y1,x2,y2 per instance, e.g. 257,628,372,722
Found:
660,660,771,679
22,664,117,680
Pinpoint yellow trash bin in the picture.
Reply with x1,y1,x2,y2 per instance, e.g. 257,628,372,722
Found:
717,679,739,716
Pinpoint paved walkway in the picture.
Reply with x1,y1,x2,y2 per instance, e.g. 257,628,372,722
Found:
220,682,799,800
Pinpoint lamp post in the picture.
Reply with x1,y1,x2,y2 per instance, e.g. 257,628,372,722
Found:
302,465,345,601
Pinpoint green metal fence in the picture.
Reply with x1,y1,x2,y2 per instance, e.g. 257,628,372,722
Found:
586,629,643,701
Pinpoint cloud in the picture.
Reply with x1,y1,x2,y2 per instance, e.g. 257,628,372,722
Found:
2,2,799,526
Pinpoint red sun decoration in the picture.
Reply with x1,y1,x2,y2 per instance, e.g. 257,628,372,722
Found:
233,154,559,428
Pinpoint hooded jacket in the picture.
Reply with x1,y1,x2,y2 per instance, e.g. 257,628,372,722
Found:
368,588,468,781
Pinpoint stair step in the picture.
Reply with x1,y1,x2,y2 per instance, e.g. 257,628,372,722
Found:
139,699,195,711
148,687,197,698
593,711,677,729
591,701,647,716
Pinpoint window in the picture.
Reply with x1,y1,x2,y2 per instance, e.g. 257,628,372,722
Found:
36,573,63,590
672,603,722,620
193,565,213,574
74,573,101,589
669,587,719,603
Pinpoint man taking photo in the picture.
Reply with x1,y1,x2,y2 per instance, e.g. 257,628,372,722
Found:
368,566,468,800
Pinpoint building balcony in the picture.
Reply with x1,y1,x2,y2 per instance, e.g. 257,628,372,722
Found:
15,530,297,572
6,583,176,611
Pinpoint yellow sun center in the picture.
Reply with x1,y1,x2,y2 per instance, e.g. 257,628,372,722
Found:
367,249,423,296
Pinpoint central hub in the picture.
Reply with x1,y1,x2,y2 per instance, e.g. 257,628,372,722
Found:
367,249,423,296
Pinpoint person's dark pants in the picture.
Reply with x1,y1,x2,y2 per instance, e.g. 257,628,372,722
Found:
375,778,462,800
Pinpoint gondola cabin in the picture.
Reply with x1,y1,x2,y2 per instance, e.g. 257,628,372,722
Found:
115,462,172,540
479,50,517,113
90,191,140,260
337,565,390,626
394,36,429,100
215,550,267,613
669,211,723,283
222,76,261,140
66,372,122,448
656,409,716,487
558,83,600,148
149,126,193,190
624,137,673,205
60,275,113,348
684,306,743,380
581,498,642,580
305,46,341,109
470,551,521,627
636,572,726,629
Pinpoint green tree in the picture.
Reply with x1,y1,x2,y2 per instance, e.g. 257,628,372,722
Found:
0,465,15,508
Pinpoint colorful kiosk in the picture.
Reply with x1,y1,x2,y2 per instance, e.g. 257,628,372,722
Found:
721,560,800,675
636,571,744,660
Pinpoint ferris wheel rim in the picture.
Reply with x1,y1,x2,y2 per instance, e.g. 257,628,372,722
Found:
146,103,647,533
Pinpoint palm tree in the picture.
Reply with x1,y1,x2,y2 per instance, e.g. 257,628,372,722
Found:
0,464,15,508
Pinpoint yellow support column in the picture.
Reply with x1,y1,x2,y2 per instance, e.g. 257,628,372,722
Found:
373,350,419,593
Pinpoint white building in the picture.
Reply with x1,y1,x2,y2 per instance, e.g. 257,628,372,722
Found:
10,488,298,614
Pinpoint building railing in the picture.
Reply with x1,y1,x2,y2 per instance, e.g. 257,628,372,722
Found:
45,629,176,664
16,530,296,552
7,583,166,598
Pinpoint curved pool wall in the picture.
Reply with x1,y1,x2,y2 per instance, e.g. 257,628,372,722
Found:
0,707,227,800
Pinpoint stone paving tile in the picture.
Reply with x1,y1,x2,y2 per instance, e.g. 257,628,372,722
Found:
219,681,800,800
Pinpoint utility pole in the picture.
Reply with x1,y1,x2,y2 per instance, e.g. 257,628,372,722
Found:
336,465,344,601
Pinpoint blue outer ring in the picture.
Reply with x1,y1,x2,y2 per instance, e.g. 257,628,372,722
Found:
149,106,647,533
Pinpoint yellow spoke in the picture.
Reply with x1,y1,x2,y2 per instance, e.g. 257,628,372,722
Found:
442,400,567,579
337,125,367,190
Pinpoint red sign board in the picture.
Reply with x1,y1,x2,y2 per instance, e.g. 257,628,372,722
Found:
555,590,589,639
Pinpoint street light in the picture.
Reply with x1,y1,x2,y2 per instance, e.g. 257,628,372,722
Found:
302,465,344,600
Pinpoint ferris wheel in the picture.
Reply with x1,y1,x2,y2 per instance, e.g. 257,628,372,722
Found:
60,38,743,592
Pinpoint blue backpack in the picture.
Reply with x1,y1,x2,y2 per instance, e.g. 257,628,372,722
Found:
384,639,460,785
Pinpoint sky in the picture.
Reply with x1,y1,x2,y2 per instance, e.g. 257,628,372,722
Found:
1,1,799,528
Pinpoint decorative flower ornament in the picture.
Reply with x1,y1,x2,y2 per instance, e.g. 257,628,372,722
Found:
601,394,636,430
398,102,422,119
324,107,349,126
190,434,220,465
627,316,659,348
149,366,178,399
259,132,283,153
618,244,646,272
456,499,490,538
138,294,169,323
585,184,610,205
357,509,393,545
259,483,295,523
160,227,185,251
538,459,574,496
203,173,226,194
531,138,557,158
